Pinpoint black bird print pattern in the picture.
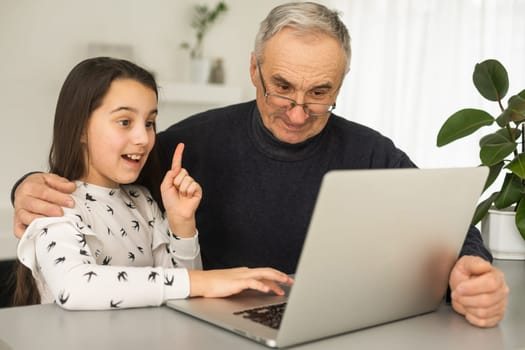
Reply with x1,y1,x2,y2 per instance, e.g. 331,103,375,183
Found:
110,300,123,308
76,233,87,247
84,271,97,282
58,290,70,305
47,241,56,252
164,274,174,286
117,271,128,282
17,183,200,310
148,271,159,282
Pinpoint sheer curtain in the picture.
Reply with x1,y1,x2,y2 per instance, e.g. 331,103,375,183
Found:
327,0,525,168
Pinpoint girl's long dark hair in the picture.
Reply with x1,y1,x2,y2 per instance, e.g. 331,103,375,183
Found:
12,57,162,306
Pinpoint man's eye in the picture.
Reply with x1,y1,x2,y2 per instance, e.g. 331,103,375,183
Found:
118,119,130,127
275,87,292,96
312,90,327,96
309,90,330,100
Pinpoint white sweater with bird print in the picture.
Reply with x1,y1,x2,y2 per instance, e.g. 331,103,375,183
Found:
18,182,201,310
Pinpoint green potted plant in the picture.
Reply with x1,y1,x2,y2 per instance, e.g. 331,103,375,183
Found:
180,1,228,83
180,1,228,59
437,59,525,259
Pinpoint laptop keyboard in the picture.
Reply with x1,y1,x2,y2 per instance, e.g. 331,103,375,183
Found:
233,302,287,329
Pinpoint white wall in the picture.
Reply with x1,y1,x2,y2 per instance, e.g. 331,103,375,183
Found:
0,0,307,230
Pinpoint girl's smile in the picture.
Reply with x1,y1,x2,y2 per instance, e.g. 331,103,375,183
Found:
81,78,158,188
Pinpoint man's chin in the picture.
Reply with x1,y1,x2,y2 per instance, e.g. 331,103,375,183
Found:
273,129,315,144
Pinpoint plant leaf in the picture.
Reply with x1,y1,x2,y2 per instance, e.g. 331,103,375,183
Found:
508,94,525,112
479,131,516,166
472,191,499,225
473,59,509,102
483,161,505,191
479,128,516,146
437,108,494,147
507,153,525,179
494,173,523,209
496,109,512,127
515,197,525,240
508,94,525,123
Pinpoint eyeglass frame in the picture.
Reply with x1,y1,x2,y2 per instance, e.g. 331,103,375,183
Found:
256,61,337,117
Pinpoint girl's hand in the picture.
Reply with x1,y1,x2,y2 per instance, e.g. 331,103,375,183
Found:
161,143,202,237
188,267,294,298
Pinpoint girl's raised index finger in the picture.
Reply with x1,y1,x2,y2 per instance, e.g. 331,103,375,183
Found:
171,143,185,172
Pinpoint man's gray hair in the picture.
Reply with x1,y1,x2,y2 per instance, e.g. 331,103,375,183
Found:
254,2,351,72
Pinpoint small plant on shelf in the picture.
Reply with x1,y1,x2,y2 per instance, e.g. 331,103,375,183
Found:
180,1,228,59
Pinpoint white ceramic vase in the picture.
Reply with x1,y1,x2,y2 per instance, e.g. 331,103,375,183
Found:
481,208,525,260
189,58,211,84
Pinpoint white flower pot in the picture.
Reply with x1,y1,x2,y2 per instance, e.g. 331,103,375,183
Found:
190,58,211,84
481,208,525,260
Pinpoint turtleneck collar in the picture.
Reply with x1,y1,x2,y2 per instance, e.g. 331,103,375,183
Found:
249,105,329,162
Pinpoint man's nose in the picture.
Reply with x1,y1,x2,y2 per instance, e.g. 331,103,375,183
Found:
286,103,310,124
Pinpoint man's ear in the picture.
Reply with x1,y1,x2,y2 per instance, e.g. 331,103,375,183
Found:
249,52,258,87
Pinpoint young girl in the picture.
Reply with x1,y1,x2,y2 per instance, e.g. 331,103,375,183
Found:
14,57,292,310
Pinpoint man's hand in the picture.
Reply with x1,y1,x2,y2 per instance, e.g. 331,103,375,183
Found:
449,255,509,327
13,173,76,238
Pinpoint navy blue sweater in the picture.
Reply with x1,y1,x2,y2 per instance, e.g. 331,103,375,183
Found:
157,101,491,273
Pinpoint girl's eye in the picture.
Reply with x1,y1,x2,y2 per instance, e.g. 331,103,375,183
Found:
145,121,156,129
118,119,130,127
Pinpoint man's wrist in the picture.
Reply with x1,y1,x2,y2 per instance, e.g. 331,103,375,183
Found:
10,171,43,206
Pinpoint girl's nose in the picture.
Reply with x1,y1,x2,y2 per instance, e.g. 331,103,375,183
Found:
132,125,150,145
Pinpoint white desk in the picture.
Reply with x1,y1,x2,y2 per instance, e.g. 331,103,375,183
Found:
0,260,523,349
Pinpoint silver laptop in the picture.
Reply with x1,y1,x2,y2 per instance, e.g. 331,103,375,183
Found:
166,167,488,348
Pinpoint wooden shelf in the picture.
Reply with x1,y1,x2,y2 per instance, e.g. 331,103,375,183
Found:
158,81,243,106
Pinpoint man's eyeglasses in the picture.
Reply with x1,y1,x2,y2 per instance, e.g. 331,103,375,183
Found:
256,61,336,118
